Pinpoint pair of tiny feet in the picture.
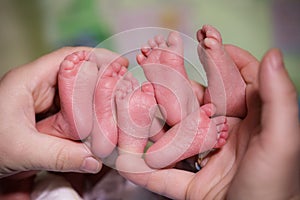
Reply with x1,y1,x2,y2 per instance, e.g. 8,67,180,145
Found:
38,25,246,170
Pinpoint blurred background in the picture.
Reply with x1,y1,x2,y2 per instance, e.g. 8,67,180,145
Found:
0,0,299,198
0,0,299,92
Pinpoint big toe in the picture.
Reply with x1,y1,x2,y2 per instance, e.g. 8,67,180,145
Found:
198,25,222,41
167,31,183,54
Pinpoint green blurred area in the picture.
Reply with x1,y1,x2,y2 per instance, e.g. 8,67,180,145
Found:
0,0,299,92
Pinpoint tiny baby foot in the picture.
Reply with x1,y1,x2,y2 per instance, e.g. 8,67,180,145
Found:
214,122,229,149
200,103,229,149
137,31,199,126
194,106,229,171
194,118,229,170
197,25,247,118
91,61,127,158
37,51,98,140
144,103,228,169
116,76,158,155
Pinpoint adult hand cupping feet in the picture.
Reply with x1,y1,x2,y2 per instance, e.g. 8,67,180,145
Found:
3,25,297,200
116,41,300,200
0,47,115,178
37,50,99,140
0,47,128,199
37,49,129,159
35,28,231,174
227,49,300,200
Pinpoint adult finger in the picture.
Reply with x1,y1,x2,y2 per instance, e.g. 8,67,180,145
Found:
16,130,102,175
225,44,261,118
19,47,94,113
259,49,300,152
116,154,194,200
224,44,259,85
228,49,300,200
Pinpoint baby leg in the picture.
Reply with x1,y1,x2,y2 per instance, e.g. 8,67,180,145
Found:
137,31,199,126
37,51,98,140
91,62,127,158
116,76,157,156
197,25,246,117
144,104,228,169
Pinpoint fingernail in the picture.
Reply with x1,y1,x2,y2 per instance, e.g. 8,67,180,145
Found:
269,49,283,70
81,157,100,173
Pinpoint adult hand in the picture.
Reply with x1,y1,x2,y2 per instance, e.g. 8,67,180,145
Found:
116,47,300,200
0,47,127,178
227,48,300,200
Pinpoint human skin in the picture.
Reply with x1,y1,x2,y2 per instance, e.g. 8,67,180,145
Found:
114,72,228,167
37,51,98,140
144,104,228,169
36,48,129,159
116,74,158,155
116,47,300,200
51,34,228,169
36,50,128,141
0,47,116,199
91,60,128,158
137,31,199,126
0,47,114,178
197,25,247,118
137,31,229,168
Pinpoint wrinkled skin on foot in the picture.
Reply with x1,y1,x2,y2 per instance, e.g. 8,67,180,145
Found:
137,31,199,126
197,25,247,118
135,30,229,170
144,104,228,169
91,61,128,158
37,51,98,140
116,75,158,155
36,49,129,141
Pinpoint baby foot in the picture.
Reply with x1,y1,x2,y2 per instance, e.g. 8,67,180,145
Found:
91,61,127,158
137,31,199,126
144,104,228,169
197,25,246,117
58,51,99,140
116,76,158,155
37,51,98,140
194,117,229,171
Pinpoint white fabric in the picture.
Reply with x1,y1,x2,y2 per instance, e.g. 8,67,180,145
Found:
31,171,83,200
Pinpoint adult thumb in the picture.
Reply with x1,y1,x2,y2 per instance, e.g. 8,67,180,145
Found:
22,132,102,174
259,49,299,151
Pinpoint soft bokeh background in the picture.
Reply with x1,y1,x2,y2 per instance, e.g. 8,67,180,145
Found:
0,0,299,92
0,0,299,198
